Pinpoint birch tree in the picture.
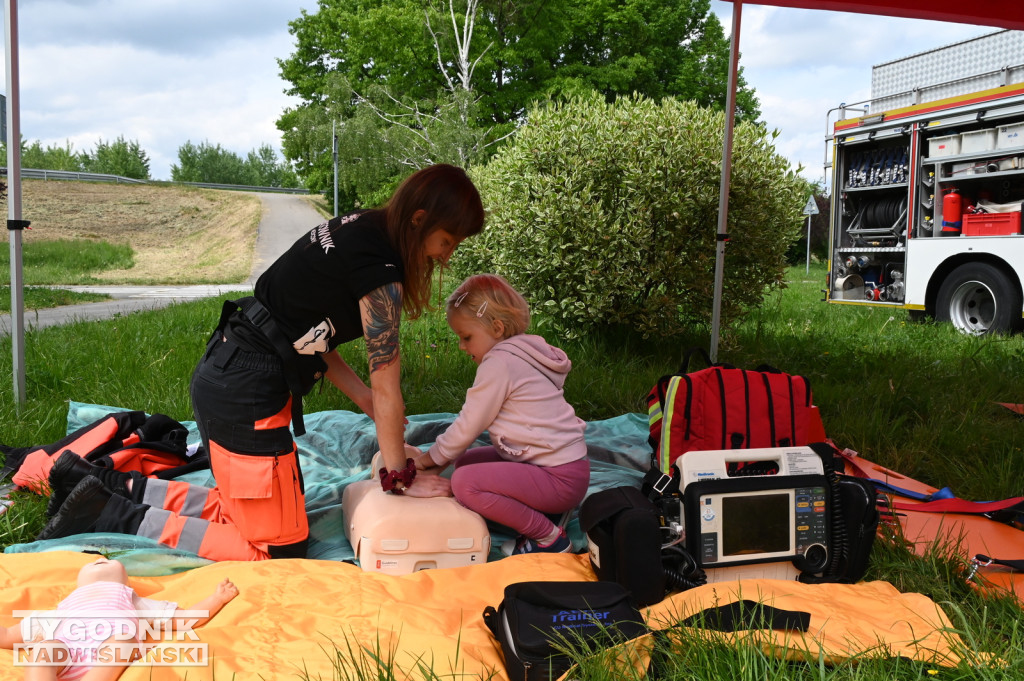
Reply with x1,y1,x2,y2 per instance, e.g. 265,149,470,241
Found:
277,0,759,209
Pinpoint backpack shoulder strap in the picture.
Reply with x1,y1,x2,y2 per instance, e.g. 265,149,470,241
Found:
678,347,714,373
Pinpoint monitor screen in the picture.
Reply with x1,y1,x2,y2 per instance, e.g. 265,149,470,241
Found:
721,492,790,556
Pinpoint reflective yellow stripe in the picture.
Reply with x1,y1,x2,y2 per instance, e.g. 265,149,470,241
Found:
660,377,682,474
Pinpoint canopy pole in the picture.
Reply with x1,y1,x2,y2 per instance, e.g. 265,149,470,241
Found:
709,0,742,363
5,0,27,404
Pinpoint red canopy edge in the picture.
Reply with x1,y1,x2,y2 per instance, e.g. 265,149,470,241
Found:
718,0,1024,32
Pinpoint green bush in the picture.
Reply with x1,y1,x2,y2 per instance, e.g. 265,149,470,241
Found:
455,94,805,338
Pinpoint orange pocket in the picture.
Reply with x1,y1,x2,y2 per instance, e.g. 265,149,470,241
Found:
211,443,307,545
227,454,274,500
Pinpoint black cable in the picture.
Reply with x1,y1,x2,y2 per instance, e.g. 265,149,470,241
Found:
661,545,707,592
820,453,848,579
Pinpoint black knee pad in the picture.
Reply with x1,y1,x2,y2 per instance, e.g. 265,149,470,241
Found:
268,538,309,560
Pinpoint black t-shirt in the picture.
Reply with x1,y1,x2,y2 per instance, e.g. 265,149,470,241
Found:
227,210,404,359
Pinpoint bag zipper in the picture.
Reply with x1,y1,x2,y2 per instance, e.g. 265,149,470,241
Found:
502,611,519,659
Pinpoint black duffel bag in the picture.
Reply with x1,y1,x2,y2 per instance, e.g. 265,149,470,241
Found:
578,486,667,608
482,580,647,681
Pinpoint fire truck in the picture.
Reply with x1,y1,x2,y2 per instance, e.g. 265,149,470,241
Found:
825,30,1024,334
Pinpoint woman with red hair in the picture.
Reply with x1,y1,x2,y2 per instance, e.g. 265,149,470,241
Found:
41,164,486,562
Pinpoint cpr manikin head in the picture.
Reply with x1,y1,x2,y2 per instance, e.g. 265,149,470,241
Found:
76,556,129,587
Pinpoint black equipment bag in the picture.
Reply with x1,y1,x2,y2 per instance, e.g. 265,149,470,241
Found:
482,581,647,681
838,475,881,581
578,487,666,608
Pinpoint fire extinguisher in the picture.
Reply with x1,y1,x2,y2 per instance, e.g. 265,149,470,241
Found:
941,188,963,236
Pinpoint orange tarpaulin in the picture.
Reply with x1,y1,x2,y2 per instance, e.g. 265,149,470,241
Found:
997,402,1024,416
840,452,1024,603
0,552,983,680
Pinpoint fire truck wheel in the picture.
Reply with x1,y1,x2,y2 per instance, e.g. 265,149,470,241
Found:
935,262,1023,336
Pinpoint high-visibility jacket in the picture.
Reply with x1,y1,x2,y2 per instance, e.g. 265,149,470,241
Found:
5,411,208,493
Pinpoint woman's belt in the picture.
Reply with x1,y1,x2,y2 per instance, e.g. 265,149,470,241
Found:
218,297,310,436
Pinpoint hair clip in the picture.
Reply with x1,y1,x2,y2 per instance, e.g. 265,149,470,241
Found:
475,301,488,318
453,291,469,308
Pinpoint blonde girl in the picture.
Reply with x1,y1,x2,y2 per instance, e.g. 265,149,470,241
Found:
412,274,590,554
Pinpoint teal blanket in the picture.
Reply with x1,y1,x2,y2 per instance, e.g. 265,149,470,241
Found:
6,402,652,575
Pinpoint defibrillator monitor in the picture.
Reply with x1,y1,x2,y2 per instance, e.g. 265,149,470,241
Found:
678,447,831,573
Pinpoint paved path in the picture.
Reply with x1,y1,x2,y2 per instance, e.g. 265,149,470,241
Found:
244,192,324,286
1,192,324,334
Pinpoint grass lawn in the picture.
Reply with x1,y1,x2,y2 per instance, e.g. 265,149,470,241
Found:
1,262,1022,679
0,285,111,312
0,180,263,287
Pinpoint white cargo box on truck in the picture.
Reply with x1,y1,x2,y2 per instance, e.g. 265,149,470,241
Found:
871,30,1024,111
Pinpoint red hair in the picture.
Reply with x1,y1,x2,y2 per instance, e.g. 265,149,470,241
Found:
379,165,485,317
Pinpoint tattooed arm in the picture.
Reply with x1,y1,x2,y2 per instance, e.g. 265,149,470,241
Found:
359,283,452,497
360,283,408,473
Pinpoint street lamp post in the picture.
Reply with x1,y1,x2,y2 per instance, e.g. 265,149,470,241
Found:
332,120,338,215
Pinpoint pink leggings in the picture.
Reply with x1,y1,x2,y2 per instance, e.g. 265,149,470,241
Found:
451,447,590,540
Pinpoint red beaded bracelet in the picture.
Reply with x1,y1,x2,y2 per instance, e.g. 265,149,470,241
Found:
379,458,417,495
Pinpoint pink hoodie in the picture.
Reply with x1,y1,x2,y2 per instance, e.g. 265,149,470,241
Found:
427,334,588,467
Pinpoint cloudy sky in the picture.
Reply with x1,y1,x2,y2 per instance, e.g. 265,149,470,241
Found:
0,0,317,181
0,1,1002,183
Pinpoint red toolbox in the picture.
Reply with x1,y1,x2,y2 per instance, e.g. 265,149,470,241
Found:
962,211,1022,236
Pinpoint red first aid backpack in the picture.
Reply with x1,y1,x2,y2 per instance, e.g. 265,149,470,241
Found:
645,348,826,484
